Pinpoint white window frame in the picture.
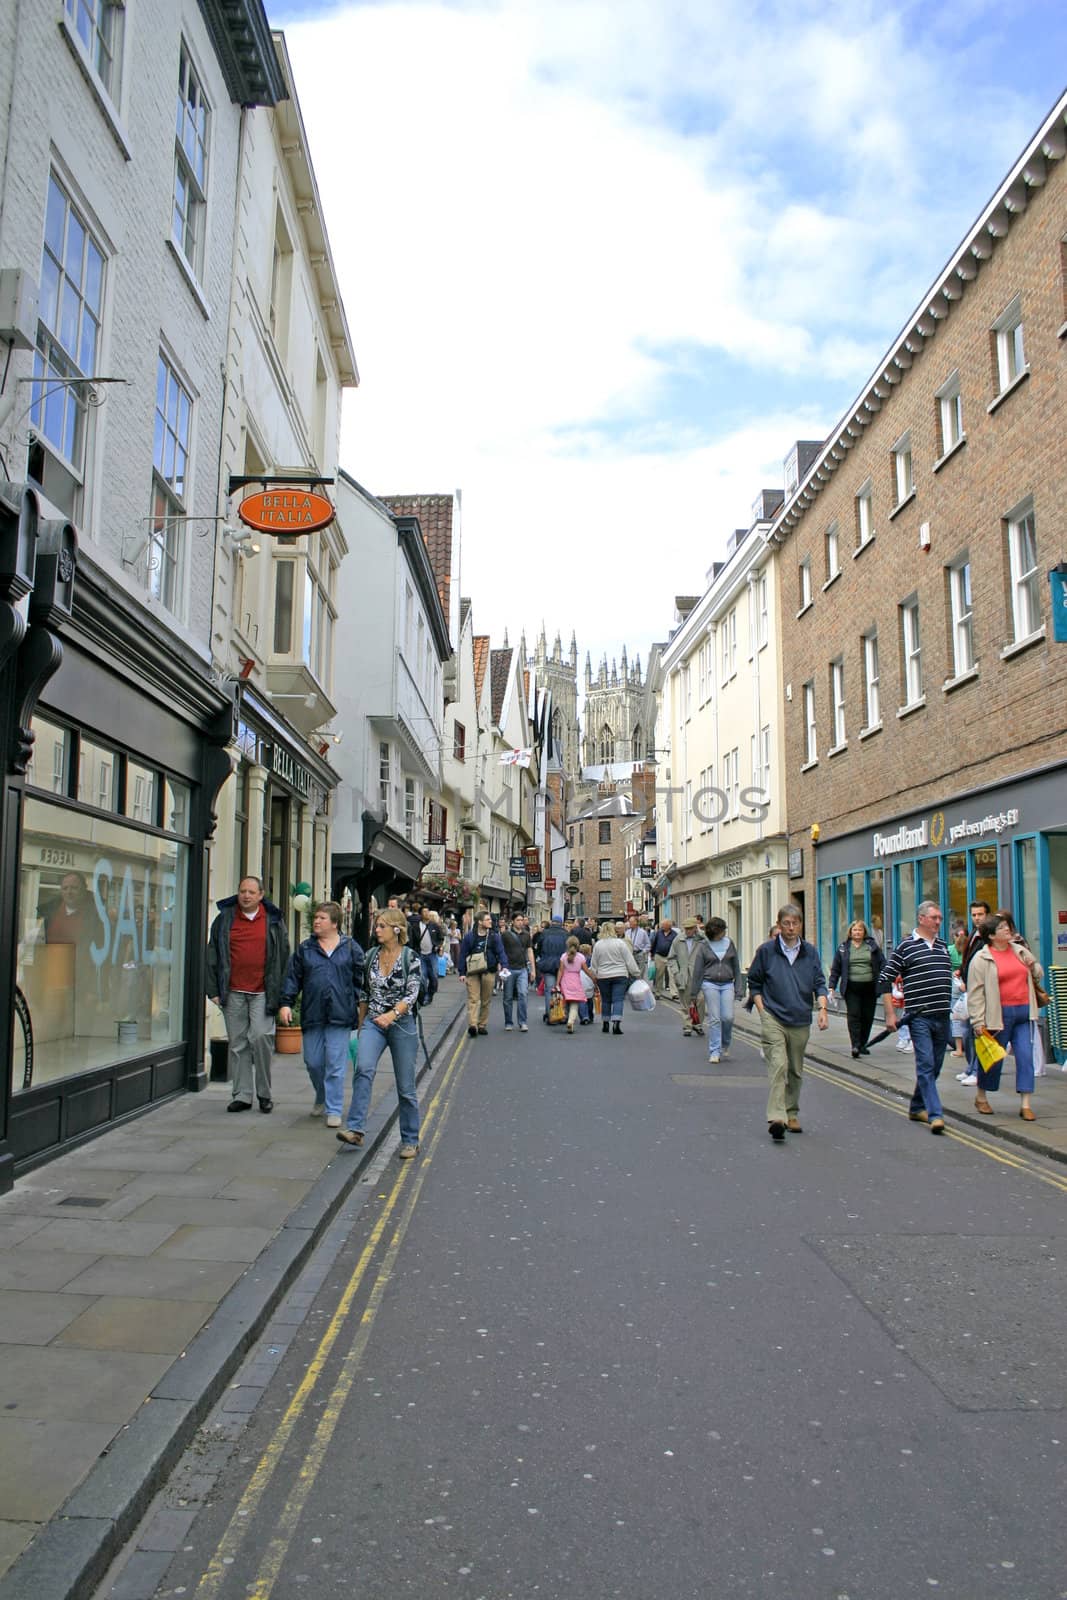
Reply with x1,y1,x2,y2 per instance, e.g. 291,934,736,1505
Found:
64,0,125,103
863,631,880,729
825,522,839,582
830,658,846,748
1006,503,1041,642
937,372,964,455
598,890,613,916
798,559,812,612
948,557,974,677
173,44,209,278
148,351,193,616
993,295,1026,393
892,434,913,504
599,858,612,881
901,597,923,706
378,741,390,816
803,682,817,765
756,571,768,647
404,777,417,844
855,480,874,549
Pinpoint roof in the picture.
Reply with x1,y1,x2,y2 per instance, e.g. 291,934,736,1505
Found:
567,793,639,823
472,635,490,701
459,597,472,634
380,495,454,631
490,647,513,726
769,89,1067,546
199,0,286,105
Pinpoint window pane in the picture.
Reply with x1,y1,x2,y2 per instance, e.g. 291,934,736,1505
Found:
77,737,118,809
15,794,188,1092
896,863,916,941
127,761,158,824
27,717,71,794
1015,838,1038,947
274,562,294,653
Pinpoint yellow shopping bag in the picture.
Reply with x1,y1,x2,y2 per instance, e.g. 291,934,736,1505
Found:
974,1032,1006,1072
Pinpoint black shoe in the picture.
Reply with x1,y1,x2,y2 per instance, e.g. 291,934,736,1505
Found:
612,1021,623,1035
227,1100,252,1113
258,1097,274,1112
851,1048,860,1058
579,1018,590,1026
468,1025,478,1038
602,1020,610,1034
477,1027,488,1035
768,1121,786,1142
859,1047,871,1055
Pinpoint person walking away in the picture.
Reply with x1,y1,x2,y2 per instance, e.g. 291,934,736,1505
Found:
589,920,640,1035
668,917,706,1037
501,913,535,1031
689,916,744,1063
827,920,885,1059
457,910,506,1036
650,919,678,1000
746,905,829,1141
535,915,570,1022
966,911,1044,1121
878,901,954,1134
557,938,590,1033
335,909,421,1156
206,876,290,1115
277,903,364,1128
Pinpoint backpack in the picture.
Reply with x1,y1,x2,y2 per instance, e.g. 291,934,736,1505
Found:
401,946,430,1013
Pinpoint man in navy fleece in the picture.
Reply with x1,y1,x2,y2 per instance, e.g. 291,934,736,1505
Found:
746,904,829,1142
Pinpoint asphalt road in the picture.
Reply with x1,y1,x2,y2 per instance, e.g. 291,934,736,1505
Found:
107,1001,1067,1600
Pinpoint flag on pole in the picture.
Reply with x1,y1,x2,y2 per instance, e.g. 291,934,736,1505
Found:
500,748,533,768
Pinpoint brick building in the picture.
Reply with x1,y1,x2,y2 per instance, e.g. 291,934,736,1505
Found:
773,92,1067,972
565,784,641,923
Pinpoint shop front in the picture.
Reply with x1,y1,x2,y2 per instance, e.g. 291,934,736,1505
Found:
1,501,234,1185
332,812,429,945
667,840,787,964
813,764,1067,975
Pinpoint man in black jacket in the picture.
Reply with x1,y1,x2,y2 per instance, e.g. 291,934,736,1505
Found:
535,915,569,1022
746,905,828,1141
206,878,290,1114
408,903,443,1006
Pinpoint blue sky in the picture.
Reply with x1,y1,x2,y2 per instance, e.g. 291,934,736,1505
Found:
270,0,1067,668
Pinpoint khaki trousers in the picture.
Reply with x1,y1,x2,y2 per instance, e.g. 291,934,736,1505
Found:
466,972,495,1028
760,1009,809,1124
653,954,678,1000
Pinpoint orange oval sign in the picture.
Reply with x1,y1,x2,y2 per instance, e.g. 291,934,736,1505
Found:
238,489,335,536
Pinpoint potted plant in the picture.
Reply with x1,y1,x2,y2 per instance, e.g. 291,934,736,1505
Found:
275,992,303,1055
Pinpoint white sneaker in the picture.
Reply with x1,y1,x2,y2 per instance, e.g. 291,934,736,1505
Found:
720,1047,730,1058
504,1025,514,1031
896,1037,911,1051
958,1072,978,1086
709,1052,720,1064
311,1102,325,1117
519,1024,528,1032
326,1114,341,1128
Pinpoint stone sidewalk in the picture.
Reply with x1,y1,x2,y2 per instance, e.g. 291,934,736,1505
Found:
0,982,468,1598
680,997,1067,1162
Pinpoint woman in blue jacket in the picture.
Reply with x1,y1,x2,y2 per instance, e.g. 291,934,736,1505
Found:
279,902,365,1127
827,920,886,1057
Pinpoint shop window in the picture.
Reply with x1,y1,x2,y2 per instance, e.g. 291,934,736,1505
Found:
77,737,118,811
868,870,886,949
127,761,159,825
14,795,188,1094
945,851,969,933
972,847,998,914
1014,838,1039,948
234,762,249,878
27,716,72,795
917,856,940,913
896,863,917,943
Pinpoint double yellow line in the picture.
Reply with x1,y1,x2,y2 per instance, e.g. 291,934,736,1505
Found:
806,1061,1067,1196
194,1029,471,1600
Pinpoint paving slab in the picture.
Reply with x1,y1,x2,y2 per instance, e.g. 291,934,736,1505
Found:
0,1289,94,1344
54,1296,215,1355
0,1345,172,1422
0,1252,100,1291
122,1195,293,1229
0,1526,35,1585
61,1255,248,1301
156,1224,278,1262
0,1418,119,1521
20,1219,180,1257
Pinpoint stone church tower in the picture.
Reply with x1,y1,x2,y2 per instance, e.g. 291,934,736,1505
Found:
521,627,580,781
582,647,647,770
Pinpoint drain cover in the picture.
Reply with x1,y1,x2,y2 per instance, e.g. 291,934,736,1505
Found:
57,1196,109,1208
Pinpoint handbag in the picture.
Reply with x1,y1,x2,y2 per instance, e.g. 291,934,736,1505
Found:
466,951,488,975
1031,973,1050,1008
548,988,566,1024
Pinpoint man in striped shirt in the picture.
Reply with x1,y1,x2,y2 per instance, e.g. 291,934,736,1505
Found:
879,901,954,1133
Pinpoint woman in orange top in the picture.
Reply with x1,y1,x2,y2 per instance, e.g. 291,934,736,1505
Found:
966,912,1044,1120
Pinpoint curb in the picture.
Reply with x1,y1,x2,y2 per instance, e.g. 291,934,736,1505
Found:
730,1013,1067,1167
0,1001,469,1600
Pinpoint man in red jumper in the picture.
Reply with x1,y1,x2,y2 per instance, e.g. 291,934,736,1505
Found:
206,877,290,1113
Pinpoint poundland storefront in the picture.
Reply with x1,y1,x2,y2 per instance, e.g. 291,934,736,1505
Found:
814,762,1067,976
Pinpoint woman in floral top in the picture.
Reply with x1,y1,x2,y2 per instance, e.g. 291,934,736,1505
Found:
337,908,422,1157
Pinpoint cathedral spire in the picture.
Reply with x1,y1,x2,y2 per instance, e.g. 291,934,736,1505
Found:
553,631,562,662
502,626,509,649
585,652,592,689
569,631,577,669
519,628,528,665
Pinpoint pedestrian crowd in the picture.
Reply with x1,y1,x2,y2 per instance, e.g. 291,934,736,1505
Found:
207,880,1049,1155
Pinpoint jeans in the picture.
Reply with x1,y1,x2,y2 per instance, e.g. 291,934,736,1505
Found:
908,1012,952,1121
983,1003,1035,1095
301,1024,350,1117
701,982,736,1054
346,1014,420,1145
418,951,438,1005
502,968,530,1026
224,991,273,1104
598,975,629,1021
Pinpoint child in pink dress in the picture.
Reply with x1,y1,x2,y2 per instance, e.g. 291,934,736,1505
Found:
557,938,589,1034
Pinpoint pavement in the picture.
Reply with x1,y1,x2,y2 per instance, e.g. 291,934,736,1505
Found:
0,981,469,1600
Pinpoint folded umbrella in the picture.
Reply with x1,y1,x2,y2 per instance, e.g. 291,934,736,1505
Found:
865,1011,912,1050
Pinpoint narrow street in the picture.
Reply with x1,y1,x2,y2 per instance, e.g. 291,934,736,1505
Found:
101,1001,1066,1600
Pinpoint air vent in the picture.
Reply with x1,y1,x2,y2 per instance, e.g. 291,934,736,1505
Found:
58,1195,108,1208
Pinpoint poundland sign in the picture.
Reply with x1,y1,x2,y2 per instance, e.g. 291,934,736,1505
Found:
873,821,927,858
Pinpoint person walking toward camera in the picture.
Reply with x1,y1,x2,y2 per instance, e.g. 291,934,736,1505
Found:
879,901,954,1134
336,908,422,1156
206,877,290,1115
966,911,1044,1121
746,905,828,1141
668,916,706,1037
457,910,506,1037
828,920,885,1059
278,903,364,1128
689,916,743,1063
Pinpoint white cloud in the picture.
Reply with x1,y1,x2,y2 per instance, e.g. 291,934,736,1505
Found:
279,0,1055,667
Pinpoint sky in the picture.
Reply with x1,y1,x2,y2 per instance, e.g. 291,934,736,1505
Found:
273,0,1067,675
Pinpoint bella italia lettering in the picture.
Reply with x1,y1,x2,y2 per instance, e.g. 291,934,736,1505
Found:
238,489,335,536
873,821,928,858
252,493,321,527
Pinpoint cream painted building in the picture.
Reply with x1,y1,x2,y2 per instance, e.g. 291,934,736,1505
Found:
655,491,790,961
209,32,358,953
